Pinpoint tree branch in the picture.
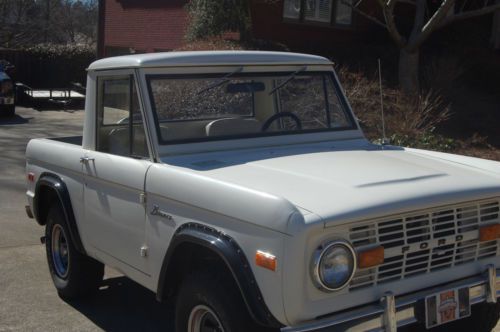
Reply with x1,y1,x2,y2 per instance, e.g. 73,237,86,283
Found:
408,0,455,51
408,0,426,43
341,0,388,29
386,0,397,8
439,2,500,28
379,0,407,48
397,0,417,5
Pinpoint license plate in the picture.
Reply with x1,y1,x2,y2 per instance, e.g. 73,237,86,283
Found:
425,287,470,329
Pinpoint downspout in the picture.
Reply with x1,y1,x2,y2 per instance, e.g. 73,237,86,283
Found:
97,0,106,59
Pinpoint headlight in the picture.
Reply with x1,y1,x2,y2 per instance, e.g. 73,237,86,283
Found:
311,240,356,291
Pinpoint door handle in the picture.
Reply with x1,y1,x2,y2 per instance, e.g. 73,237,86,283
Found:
80,156,95,163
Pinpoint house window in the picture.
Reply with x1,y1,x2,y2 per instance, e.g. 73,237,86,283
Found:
304,0,332,23
335,0,353,25
283,0,301,19
283,0,353,26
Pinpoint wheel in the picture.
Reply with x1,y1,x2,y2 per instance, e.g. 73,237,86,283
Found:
45,203,104,300
175,271,275,332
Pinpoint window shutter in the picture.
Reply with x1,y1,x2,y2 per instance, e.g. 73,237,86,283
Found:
318,0,332,22
304,0,316,20
305,0,332,23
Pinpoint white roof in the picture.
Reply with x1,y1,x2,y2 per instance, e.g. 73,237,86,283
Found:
88,51,332,71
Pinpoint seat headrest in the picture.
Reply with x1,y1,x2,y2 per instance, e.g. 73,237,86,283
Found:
205,118,261,137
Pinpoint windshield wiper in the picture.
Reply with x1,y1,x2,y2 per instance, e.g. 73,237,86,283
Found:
197,66,244,95
269,66,307,95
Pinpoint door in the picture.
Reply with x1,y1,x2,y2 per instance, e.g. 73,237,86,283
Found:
83,73,152,273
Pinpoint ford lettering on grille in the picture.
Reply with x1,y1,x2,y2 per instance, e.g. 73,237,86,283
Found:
348,199,500,290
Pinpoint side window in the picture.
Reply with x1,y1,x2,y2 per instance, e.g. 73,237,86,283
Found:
96,76,149,159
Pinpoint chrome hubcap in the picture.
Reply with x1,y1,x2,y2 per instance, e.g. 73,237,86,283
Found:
51,224,69,278
188,305,225,332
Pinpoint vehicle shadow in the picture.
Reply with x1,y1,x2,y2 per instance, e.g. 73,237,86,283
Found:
17,100,85,112
65,276,174,332
0,114,31,125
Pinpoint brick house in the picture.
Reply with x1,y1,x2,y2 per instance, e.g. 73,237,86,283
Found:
97,0,380,58
98,0,189,56
97,0,500,58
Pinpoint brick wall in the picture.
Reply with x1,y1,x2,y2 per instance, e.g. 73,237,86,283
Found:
100,0,384,57
103,0,189,56
250,0,382,52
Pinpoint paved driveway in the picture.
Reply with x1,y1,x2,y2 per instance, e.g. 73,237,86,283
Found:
0,107,172,332
0,107,498,332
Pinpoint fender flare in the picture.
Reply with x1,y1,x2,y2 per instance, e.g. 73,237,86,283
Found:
34,173,86,254
156,222,283,328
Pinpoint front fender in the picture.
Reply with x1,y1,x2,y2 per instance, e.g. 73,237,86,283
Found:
156,222,283,328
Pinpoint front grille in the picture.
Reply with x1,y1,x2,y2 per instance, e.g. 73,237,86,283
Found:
348,199,500,290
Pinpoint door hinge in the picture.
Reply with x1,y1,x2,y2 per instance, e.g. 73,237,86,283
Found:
139,192,147,204
140,245,149,258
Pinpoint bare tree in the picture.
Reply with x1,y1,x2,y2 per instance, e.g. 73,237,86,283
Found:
0,0,41,47
345,0,500,93
0,0,98,48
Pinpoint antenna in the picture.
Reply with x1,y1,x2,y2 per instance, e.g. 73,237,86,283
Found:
378,58,389,146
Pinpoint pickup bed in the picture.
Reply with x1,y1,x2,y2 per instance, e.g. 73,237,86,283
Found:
26,51,500,332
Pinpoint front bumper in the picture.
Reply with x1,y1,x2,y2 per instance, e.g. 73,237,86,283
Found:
282,265,499,332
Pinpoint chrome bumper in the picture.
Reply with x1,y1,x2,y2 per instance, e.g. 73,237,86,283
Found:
282,265,499,332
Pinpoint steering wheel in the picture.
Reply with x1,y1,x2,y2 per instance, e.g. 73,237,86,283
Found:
261,112,302,132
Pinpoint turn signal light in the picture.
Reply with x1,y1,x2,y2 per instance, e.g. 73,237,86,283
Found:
255,250,277,271
479,224,500,242
27,172,35,182
358,246,384,268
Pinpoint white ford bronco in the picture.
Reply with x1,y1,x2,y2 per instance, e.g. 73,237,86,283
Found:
26,51,500,332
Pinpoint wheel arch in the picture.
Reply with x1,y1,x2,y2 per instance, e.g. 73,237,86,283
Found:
156,222,283,328
34,173,86,254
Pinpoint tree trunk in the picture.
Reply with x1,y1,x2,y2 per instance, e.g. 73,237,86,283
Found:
239,0,253,43
398,49,420,94
491,0,500,49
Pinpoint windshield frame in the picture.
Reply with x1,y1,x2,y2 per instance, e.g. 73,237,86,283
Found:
146,70,358,145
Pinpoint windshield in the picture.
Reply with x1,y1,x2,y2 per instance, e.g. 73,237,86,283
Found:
147,71,356,144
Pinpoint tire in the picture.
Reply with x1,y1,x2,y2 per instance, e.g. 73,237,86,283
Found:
175,270,276,332
45,203,104,300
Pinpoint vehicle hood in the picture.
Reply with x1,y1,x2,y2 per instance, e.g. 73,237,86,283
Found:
163,140,500,227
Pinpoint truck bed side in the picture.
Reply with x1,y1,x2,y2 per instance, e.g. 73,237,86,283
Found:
25,137,91,253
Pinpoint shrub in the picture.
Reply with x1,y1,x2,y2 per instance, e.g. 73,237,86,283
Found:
175,37,246,52
337,67,453,151
186,0,252,42
176,36,288,53
24,44,95,59
22,44,96,88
